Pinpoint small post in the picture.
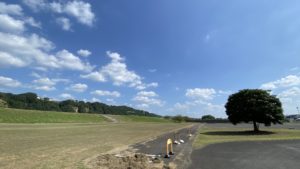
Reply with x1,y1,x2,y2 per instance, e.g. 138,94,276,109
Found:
164,138,174,158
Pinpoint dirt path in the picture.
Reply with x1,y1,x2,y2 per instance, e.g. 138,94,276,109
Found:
102,114,118,123
131,124,201,168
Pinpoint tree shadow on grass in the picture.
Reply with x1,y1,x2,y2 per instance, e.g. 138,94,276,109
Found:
202,130,275,136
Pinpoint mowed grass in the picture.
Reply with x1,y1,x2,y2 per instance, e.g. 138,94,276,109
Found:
0,108,107,123
0,122,189,169
108,114,172,123
194,124,300,149
0,108,189,169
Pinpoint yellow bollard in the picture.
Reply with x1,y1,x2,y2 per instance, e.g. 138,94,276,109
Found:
165,138,174,158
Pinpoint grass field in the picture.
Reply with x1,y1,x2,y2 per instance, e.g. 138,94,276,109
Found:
0,108,107,123
0,108,189,169
193,124,300,148
107,114,172,123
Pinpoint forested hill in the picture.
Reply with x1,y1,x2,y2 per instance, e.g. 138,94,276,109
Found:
0,92,159,117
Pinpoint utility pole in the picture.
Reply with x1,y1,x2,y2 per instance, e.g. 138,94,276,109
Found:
297,107,300,114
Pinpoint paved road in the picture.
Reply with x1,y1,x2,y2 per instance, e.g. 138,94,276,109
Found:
131,124,200,168
188,140,300,169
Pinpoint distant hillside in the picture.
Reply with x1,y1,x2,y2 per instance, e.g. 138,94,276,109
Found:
0,92,159,117
0,108,107,123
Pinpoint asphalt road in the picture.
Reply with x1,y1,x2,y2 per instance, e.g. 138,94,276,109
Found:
188,140,300,169
131,124,200,168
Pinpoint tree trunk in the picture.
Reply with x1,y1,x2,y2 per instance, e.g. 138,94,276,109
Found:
253,121,259,132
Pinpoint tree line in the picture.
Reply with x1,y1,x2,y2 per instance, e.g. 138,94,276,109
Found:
0,92,159,117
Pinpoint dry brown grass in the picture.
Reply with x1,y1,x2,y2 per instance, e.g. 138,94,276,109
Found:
0,122,189,169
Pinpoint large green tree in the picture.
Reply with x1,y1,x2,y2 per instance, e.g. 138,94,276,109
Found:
225,89,284,132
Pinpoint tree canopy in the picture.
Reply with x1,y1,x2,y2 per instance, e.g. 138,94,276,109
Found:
0,92,159,117
201,115,215,120
225,89,284,132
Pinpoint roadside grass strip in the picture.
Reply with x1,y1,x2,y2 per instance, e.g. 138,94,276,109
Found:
193,126,300,148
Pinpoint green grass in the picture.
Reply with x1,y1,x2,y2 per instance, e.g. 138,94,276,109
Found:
108,114,172,123
193,126,300,149
0,108,107,123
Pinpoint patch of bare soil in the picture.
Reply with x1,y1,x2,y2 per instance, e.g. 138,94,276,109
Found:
87,153,173,169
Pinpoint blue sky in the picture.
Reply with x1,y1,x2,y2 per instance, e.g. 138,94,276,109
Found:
1,0,300,118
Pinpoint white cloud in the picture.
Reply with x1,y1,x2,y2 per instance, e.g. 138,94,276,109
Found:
97,51,143,87
260,75,300,90
80,71,106,82
24,17,41,28
0,76,21,87
60,93,74,100
91,97,101,102
133,91,163,108
56,17,71,31
33,77,56,86
136,91,158,97
67,83,88,92
32,77,69,91
34,85,55,91
55,49,94,72
0,14,25,33
148,69,157,73
278,87,300,98
0,2,23,16
0,51,27,67
260,82,277,90
77,49,91,57
23,0,95,26
30,72,42,78
60,1,94,26
169,100,224,118
186,88,216,100
81,51,156,90
91,90,121,98
22,0,47,11
0,31,94,71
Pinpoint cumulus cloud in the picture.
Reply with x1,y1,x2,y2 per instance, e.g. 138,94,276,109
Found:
32,77,69,91
0,2,40,32
60,93,74,100
0,51,27,67
23,0,95,26
24,17,41,28
260,75,300,90
80,71,106,82
0,14,25,33
0,31,94,71
55,49,94,72
0,2,23,16
278,87,300,98
22,0,47,11
91,97,101,102
0,76,21,88
56,17,71,31
67,83,88,92
77,49,91,57
133,91,163,108
186,88,216,100
81,51,158,90
169,100,224,118
91,90,121,98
